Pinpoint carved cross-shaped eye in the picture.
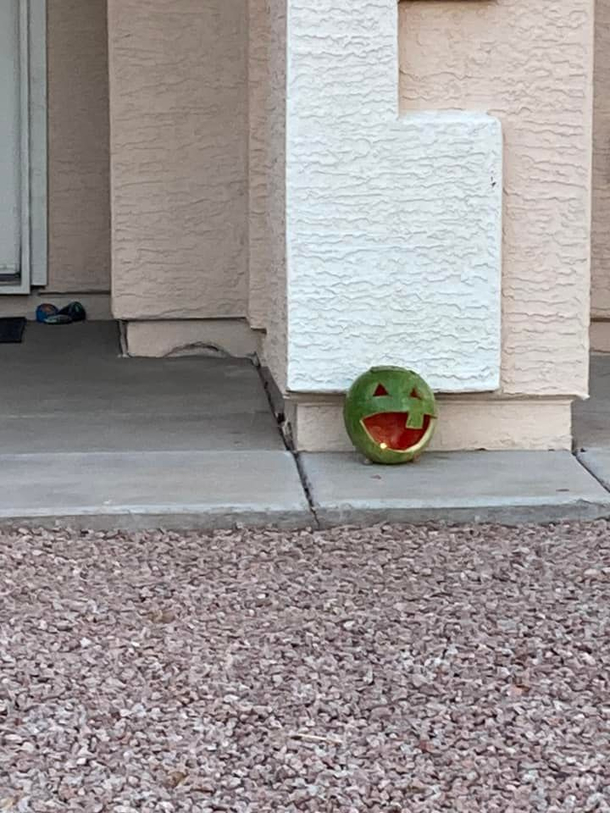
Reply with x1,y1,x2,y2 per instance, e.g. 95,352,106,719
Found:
373,384,389,397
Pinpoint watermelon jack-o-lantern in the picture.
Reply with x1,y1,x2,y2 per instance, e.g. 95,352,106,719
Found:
343,366,437,464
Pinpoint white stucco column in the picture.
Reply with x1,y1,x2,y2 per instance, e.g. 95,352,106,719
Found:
263,0,502,395
255,0,592,453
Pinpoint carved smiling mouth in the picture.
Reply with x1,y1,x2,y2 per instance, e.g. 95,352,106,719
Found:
363,412,432,452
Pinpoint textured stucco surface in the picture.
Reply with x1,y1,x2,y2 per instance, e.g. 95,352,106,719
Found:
108,0,248,320
399,0,593,397
592,0,610,317
247,0,271,329
47,0,111,292
590,321,610,352
283,1,502,394
125,319,259,358
260,0,289,391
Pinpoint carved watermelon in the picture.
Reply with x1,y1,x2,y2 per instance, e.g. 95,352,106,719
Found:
344,366,437,464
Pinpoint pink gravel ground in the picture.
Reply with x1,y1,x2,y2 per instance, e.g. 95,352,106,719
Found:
0,522,609,812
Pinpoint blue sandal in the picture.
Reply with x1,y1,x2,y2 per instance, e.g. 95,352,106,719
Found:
36,302,87,325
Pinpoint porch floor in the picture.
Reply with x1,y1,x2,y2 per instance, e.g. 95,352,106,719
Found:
573,351,610,490
0,322,285,454
573,352,610,450
2,323,610,530
0,322,310,528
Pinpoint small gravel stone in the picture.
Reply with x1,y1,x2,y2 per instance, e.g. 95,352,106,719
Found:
0,521,609,811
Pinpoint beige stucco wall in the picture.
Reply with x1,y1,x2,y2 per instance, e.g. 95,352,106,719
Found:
288,397,572,453
248,0,271,330
592,0,610,318
108,0,248,320
47,0,111,292
399,0,593,399
253,0,288,390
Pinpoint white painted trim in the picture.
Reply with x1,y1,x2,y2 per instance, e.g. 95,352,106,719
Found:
3,0,33,294
29,0,47,287
19,0,31,291
2,0,47,294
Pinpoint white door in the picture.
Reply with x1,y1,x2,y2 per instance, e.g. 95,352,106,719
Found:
0,0,22,285
0,0,47,294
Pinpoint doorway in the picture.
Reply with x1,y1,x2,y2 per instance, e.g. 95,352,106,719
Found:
0,0,46,295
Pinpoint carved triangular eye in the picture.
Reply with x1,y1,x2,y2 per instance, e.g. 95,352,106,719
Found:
373,384,389,397
410,388,420,399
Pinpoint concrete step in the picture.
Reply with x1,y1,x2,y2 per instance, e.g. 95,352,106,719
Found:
577,448,610,492
299,450,610,527
0,450,313,531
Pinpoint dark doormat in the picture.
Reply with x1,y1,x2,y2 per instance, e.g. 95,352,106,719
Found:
0,317,27,343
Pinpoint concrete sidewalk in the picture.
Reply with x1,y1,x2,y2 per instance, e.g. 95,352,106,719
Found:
0,323,310,529
2,447,608,530
574,352,610,501
0,451,311,531
299,450,610,527
299,357,610,527
2,323,610,530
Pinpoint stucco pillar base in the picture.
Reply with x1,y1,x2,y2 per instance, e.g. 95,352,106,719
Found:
591,321,610,353
285,396,573,453
123,320,262,358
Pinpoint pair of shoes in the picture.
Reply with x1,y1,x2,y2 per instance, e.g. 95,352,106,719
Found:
36,302,87,325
